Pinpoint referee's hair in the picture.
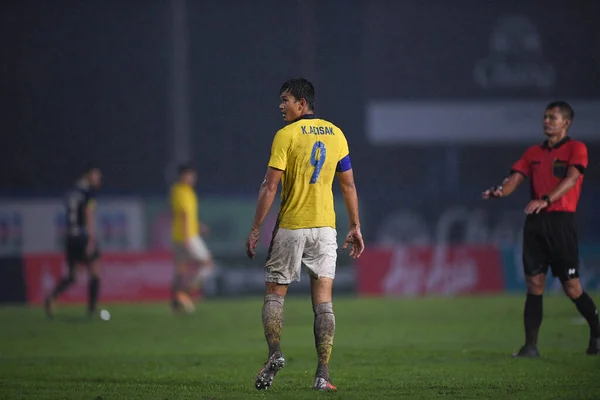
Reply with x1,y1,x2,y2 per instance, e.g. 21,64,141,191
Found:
546,100,575,121
177,163,195,176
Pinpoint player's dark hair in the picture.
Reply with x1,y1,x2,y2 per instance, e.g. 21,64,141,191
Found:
82,163,99,175
177,163,195,176
546,101,575,121
280,78,315,111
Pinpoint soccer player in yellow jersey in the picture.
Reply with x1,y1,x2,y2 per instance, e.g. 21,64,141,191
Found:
245,78,364,391
170,164,213,313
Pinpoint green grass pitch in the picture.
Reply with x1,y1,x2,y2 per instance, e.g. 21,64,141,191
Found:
1,294,599,399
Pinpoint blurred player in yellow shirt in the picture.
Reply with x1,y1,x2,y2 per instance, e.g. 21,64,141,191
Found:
245,78,364,391
170,164,214,313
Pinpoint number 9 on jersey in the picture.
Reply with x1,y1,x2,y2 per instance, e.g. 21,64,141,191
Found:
310,141,327,184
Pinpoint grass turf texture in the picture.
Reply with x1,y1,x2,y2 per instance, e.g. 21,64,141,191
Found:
1,294,599,399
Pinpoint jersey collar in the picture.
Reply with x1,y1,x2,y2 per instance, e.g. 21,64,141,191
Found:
542,136,570,150
291,113,317,123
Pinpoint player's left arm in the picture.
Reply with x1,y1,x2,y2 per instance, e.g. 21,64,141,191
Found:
85,199,97,253
525,143,587,214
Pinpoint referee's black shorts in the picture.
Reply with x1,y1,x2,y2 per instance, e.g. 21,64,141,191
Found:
522,211,579,282
65,235,101,268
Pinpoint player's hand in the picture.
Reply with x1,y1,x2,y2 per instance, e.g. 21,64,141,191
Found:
525,199,548,214
343,226,364,258
200,223,210,236
245,228,260,260
86,239,96,256
482,185,503,199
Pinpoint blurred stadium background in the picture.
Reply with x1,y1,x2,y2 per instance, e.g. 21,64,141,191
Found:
2,0,599,303
1,1,600,398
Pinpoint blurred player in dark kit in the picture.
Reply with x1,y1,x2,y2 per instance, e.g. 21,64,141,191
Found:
45,165,103,318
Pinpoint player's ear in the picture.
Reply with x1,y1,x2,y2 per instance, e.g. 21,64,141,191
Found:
298,97,307,110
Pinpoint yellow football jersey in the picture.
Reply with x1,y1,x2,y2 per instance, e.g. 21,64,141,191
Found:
268,114,350,230
170,182,199,242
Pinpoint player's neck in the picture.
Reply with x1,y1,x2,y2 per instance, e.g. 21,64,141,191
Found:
546,133,567,148
300,110,315,119
298,107,315,119
289,111,315,124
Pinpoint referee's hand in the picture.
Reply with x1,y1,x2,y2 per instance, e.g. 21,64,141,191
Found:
482,186,503,199
524,199,548,214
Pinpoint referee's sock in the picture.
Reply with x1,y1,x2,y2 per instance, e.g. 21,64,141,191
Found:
572,292,600,339
524,293,543,347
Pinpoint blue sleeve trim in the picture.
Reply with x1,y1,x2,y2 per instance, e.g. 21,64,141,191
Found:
336,154,352,172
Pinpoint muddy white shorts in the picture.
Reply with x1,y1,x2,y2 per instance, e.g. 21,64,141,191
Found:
173,236,211,263
265,227,337,284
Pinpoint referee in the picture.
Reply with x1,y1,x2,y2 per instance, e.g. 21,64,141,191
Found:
483,101,599,357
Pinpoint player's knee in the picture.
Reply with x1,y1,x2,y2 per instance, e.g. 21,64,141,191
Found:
525,274,545,295
265,282,288,297
198,258,214,270
310,277,333,304
562,279,583,300
89,266,100,279
64,274,76,286
174,263,187,276
66,269,77,283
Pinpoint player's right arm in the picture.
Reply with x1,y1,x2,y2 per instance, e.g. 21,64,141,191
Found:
246,129,289,259
482,148,529,199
